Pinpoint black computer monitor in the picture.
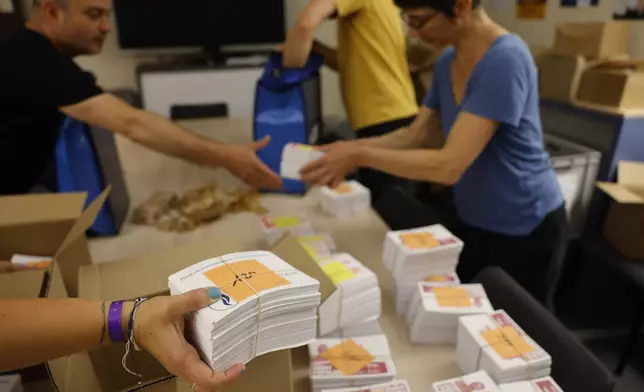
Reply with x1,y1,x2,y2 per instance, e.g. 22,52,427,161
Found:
113,0,286,50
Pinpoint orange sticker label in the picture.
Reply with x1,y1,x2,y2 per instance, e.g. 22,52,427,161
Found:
434,287,472,308
203,259,290,303
400,232,440,249
424,275,448,282
334,183,353,195
481,326,534,359
320,339,375,376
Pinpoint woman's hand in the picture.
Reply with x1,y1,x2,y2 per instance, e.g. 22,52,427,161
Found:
300,141,363,188
134,289,245,391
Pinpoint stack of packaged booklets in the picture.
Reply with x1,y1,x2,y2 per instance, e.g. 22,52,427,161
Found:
382,225,463,315
297,233,337,262
309,334,396,392
432,370,500,392
406,283,494,345
321,380,411,392
457,310,552,384
260,214,315,246
319,181,371,218
499,377,564,392
168,251,321,371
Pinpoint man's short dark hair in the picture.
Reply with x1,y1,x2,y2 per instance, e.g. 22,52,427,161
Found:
395,0,482,16
32,0,68,8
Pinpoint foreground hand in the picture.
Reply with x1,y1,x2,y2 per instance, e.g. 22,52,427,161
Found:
221,136,282,190
300,141,362,188
135,289,245,391
0,261,41,274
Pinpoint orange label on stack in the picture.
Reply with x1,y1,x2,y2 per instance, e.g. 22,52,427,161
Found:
400,232,440,249
334,183,353,195
424,275,448,282
203,259,290,302
320,339,375,376
433,287,472,308
481,326,535,359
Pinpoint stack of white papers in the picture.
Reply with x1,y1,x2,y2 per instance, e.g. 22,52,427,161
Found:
323,319,383,339
396,272,460,316
309,335,396,392
10,254,52,269
382,225,463,315
407,283,494,345
321,380,411,392
281,143,325,180
457,310,552,384
317,253,381,336
500,377,564,392
297,233,337,262
432,371,500,392
260,214,315,246
168,251,321,371
320,181,371,218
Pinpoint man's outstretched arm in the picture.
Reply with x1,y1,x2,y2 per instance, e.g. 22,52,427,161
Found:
61,93,282,190
282,0,338,68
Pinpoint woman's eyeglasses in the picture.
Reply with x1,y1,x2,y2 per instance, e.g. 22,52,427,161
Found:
401,11,440,30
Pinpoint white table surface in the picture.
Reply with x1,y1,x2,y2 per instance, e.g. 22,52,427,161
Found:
89,118,460,391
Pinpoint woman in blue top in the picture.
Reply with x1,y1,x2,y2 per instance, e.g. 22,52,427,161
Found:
301,0,567,308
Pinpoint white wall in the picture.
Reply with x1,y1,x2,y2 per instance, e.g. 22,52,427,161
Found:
485,0,644,57
74,0,346,118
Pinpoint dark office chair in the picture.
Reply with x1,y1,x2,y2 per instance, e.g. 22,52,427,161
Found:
374,185,443,231
473,266,616,392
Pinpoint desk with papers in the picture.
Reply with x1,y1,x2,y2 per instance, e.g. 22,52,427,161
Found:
89,117,461,390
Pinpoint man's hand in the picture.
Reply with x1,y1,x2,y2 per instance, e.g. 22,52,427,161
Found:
0,261,41,274
220,136,282,190
300,141,362,188
135,289,245,391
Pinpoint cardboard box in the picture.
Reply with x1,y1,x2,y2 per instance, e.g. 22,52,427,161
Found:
577,67,644,109
0,189,110,297
597,161,644,259
553,21,630,59
537,53,587,101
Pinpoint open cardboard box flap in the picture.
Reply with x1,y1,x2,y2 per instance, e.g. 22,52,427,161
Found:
70,233,328,392
597,161,644,204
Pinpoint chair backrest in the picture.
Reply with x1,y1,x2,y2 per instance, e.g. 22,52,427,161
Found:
374,185,441,231
473,266,616,392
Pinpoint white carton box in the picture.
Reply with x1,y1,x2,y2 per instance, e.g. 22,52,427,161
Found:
281,143,325,180
320,181,371,218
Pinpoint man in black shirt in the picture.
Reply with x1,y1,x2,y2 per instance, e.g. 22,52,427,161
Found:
0,0,282,195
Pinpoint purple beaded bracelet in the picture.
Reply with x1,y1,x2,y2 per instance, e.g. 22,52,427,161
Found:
108,301,126,343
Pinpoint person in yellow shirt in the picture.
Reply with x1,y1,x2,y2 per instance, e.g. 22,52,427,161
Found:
283,0,418,202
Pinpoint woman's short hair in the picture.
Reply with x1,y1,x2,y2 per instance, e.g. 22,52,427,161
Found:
394,0,482,17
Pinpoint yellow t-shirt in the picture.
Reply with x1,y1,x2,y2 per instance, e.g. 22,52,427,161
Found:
336,0,418,131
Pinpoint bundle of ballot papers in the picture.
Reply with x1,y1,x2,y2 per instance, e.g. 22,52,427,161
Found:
397,272,460,315
323,319,383,339
281,143,325,180
168,251,321,371
407,283,494,345
382,225,463,315
320,181,371,218
298,233,338,262
500,377,564,392
432,370,500,392
260,214,315,246
317,253,381,336
309,335,396,392
321,380,411,392
457,310,552,384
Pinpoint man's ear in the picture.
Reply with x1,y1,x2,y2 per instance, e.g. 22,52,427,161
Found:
41,0,65,24
453,0,473,17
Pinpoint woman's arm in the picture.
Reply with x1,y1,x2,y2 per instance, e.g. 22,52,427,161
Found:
312,40,339,71
0,289,244,390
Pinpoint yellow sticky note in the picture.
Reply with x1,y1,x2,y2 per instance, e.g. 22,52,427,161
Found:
424,274,448,282
400,232,440,249
298,235,326,244
481,326,534,359
203,259,290,302
334,183,353,195
321,261,356,285
434,287,472,308
273,216,301,228
320,339,375,376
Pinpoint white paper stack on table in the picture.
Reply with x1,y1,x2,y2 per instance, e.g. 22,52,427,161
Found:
297,233,337,262
382,225,463,315
309,334,396,392
432,370,500,392
281,143,325,180
320,181,371,218
321,380,411,392
407,283,494,345
500,377,564,392
457,310,552,384
399,272,460,317
260,214,315,246
317,253,381,336
168,251,321,371
10,254,52,269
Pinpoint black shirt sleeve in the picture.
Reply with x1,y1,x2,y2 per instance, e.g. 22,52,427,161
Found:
5,29,103,109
